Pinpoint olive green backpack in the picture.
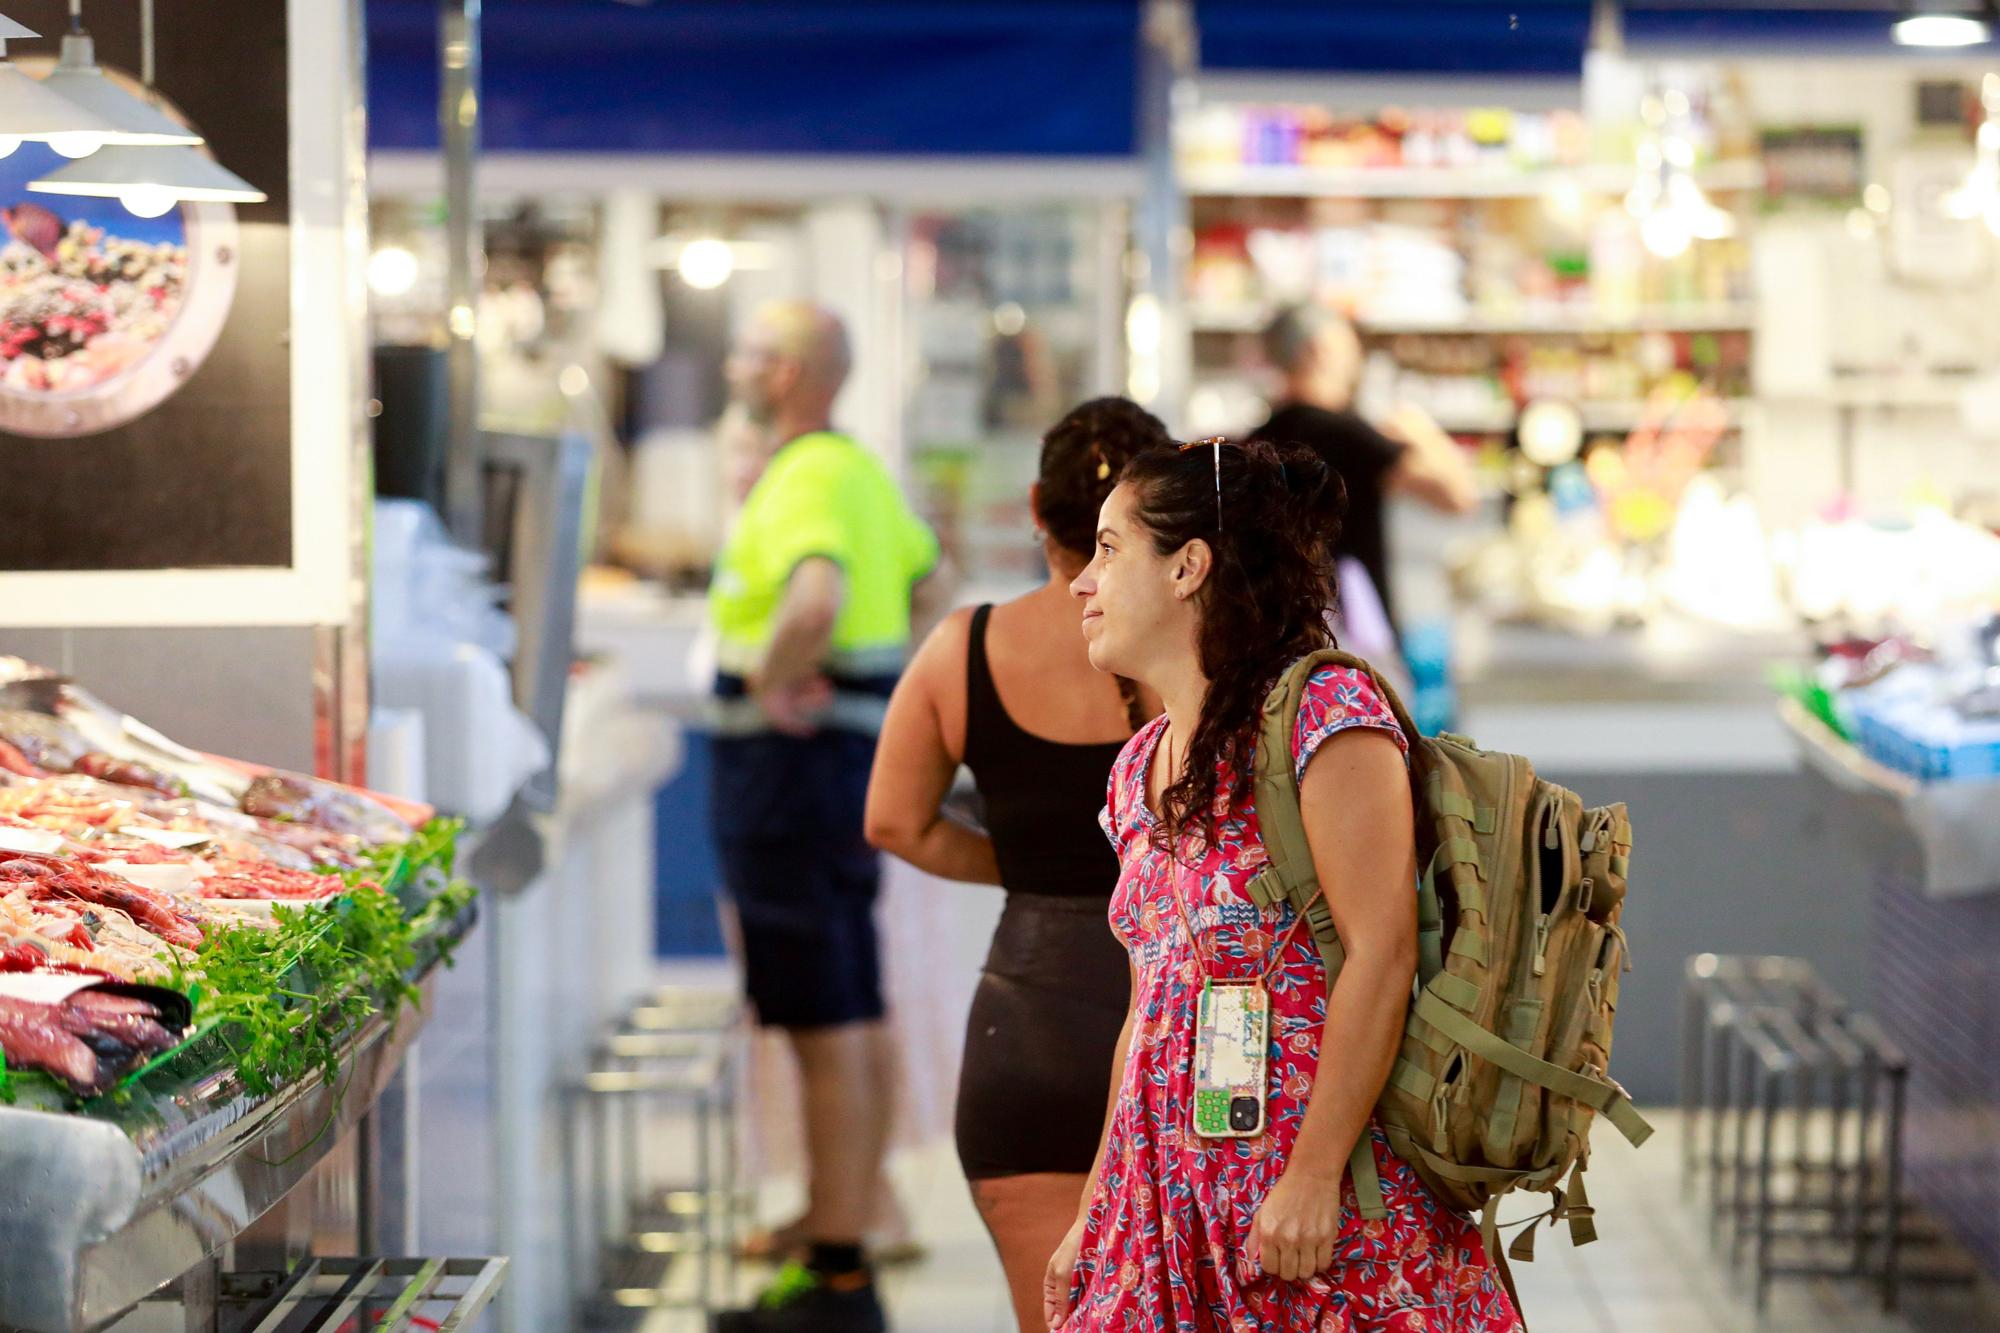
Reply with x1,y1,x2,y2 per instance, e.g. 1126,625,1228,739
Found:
1246,650,1652,1301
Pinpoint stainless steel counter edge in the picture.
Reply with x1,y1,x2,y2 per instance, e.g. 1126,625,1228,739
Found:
0,969,445,1333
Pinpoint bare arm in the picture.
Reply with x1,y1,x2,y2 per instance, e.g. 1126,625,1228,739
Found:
1383,402,1480,515
758,556,844,693
863,609,1002,885
1249,728,1419,1282
751,557,845,735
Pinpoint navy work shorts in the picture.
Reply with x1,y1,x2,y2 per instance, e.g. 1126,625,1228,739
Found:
716,834,883,1029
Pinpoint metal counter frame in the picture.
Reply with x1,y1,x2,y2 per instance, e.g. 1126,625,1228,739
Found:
0,938,466,1333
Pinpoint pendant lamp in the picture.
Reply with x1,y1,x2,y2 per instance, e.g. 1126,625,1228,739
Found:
0,11,121,160
36,0,204,159
26,0,263,216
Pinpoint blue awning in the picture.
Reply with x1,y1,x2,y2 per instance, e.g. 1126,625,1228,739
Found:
1195,1,1596,78
1194,2,1956,76
1624,5,1963,53
367,0,1141,157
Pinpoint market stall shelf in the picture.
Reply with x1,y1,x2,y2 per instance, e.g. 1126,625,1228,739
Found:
0,658,491,1333
0,905,472,1333
1178,159,1766,200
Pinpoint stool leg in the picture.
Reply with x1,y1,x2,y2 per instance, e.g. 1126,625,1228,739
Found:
1829,1064,1854,1254
1882,1067,1907,1313
624,1073,645,1233
1755,1068,1780,1312
1732,1044,1757,1270
1683,977,1705,1198
722,1057,741,1299
698,1085,717,1310
1853,1057,1879,1276
1794,1062,1814,1212
1709,1016,1735,1243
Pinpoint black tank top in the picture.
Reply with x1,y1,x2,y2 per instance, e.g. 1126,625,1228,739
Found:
963,604,1127,900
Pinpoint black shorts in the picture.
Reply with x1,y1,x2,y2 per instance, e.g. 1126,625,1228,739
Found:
718,836,884,1030
956,892,1130,1179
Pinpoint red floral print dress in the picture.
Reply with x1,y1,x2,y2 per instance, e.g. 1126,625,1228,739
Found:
1058,665,1522,1333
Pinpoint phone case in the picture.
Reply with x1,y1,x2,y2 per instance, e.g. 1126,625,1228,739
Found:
1193,981,1269,1138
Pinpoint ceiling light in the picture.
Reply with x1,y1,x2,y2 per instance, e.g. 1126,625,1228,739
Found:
29,142,265,215
368,245,420,297
1892,12,1992,46
35,23,205,159
675,237,734,290
27,0,262,216
0,13,122,159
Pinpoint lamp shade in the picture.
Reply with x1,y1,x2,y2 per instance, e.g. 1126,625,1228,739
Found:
0,15,35,42
28,142,266,215
0,60,122,142
36,34,202,147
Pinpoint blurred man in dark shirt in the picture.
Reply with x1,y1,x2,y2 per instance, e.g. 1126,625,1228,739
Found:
1253,305,1479,626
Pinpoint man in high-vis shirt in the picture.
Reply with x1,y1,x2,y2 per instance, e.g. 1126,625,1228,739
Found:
710,302,948,1333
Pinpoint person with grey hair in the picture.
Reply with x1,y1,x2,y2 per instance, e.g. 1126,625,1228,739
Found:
1253,304,1479,629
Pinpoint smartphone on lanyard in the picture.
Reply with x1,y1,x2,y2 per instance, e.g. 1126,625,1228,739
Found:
1193,979,1270,1138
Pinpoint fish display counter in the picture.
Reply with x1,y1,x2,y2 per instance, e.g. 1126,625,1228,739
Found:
0,659,497,1333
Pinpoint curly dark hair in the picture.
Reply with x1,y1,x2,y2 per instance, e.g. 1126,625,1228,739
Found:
1035,397,1171,558
1119,437,1349,855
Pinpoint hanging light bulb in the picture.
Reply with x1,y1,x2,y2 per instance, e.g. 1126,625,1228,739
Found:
0,12,123,153
117,183,174,217
27,0,261,214
1892,6,1992,47
31,2,205,160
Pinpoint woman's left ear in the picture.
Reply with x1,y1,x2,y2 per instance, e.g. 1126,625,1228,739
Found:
1175,539,1212,600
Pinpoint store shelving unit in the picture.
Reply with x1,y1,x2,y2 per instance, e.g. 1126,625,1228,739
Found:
1179,158,1764,201
1191,301,1758,337
1179,104,1763,444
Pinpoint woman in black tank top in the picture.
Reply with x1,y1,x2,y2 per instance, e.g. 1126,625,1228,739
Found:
866,399,1170,1333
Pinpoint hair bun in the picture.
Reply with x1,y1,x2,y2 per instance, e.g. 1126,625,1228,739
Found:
1271,440,1345,529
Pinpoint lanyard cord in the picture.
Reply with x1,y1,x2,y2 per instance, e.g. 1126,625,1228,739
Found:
1154,719,1309,990
1168,851,1310,991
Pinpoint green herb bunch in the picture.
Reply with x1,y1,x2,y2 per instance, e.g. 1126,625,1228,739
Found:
163,820,476,1097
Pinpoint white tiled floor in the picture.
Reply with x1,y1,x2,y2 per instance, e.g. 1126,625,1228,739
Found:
638,1108,1998,1333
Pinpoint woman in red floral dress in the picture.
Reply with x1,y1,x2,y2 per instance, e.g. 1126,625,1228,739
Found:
1043,438,1521,1332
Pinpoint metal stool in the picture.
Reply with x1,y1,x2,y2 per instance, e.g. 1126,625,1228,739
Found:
1679,953,1955,1313
566,987,745,1326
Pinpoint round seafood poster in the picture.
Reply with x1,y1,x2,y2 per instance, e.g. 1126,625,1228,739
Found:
0,143,238,439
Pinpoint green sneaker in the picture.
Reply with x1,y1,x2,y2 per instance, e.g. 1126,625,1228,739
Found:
711,1259,887,1333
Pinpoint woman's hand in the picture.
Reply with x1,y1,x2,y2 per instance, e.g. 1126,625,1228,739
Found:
1042,1213,1088,1329
1246,1166,1341,1283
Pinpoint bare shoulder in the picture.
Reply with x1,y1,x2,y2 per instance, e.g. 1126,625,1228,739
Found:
905,604,976,694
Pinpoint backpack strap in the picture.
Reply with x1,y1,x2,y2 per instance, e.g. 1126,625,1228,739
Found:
1412,991,1656,1148
1248,650,1416,1223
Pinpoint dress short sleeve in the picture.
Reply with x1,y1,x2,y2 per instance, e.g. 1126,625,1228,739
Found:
1291,664,1409,783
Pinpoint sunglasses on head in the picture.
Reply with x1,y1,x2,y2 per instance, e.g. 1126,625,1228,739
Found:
1178,436,1231,530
